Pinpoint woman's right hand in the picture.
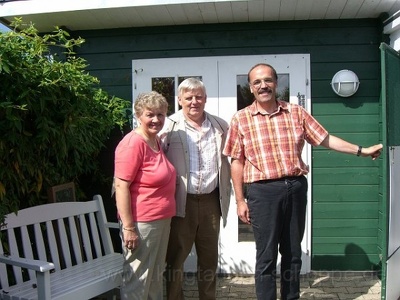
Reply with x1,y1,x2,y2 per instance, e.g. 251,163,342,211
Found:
123,227,140,250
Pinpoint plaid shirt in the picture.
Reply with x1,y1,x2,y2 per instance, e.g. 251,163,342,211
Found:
223,100,328,183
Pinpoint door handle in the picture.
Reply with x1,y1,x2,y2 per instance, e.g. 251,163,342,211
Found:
297,92,305,108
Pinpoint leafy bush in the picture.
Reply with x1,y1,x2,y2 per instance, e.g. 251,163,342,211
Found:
0,19,131,225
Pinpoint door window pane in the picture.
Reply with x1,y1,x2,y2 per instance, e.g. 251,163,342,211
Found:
152,77,175,115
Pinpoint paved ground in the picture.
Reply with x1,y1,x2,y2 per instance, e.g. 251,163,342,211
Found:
96,271,381,299
181,272,381,299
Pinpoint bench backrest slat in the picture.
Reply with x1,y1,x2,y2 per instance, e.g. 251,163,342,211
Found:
34,223,47,261
45,220,61,270
89,213,102,258
21,225,36,280
68,216,83,264
95,197,114,254
79,213,94,260
0,240,9,290
57,218,72,267
7,227,23,284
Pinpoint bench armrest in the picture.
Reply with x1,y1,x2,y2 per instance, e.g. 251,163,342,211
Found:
0,253,55,272
105,222,119,229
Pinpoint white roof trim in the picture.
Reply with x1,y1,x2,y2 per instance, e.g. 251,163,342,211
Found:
1,0,400,32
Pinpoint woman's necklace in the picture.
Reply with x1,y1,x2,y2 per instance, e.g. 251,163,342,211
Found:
147,138,158,151
136,129,159,151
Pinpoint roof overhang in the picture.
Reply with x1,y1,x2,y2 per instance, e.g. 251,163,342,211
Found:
1,0,400,32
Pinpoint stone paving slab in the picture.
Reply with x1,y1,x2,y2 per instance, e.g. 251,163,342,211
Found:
94,271,381,299
182,272,381,300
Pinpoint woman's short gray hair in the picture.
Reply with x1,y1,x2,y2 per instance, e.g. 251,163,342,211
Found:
134,91,168,118
178,78,207,96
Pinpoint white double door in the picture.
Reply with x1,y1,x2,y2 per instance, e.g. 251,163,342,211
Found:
132,54,312,274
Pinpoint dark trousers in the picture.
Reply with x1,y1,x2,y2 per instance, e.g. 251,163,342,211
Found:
246,176,308,300
165,188,220,300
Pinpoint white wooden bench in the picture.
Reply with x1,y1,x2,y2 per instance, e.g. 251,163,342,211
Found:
0,195,123,300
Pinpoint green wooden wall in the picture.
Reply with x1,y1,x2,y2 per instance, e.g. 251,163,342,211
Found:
74,18,386,271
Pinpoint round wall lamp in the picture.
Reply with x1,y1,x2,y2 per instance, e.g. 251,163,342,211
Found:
330,69,360,97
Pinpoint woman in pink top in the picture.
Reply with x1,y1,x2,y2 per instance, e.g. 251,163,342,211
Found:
114,91,176,300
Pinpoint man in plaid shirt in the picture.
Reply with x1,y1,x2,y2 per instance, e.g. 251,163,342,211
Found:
223,63,382,300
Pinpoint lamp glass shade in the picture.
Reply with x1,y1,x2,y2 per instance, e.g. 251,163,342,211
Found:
331,70,360,97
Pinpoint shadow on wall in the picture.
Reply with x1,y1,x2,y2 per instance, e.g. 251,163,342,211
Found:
309,243,381,298
312,243,380,274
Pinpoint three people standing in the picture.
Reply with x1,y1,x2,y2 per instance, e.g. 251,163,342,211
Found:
114,67,382,300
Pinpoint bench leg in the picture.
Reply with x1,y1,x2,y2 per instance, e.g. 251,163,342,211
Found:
104,288,119,300
36,271,51,299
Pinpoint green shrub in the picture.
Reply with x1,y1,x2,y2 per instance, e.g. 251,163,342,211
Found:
0,19,131,225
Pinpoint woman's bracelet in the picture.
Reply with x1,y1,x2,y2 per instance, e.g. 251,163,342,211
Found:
123,227,136,232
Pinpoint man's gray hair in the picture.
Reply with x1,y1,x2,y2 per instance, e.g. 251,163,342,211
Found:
178,77,207,96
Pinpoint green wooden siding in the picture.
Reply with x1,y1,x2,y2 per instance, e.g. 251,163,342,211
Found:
74,18,385,271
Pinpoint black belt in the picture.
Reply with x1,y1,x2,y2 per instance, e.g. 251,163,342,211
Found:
255,176,302,184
